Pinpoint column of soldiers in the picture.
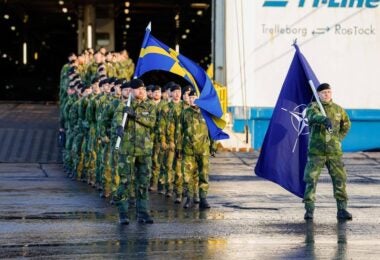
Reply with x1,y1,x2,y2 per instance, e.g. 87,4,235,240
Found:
59,50,216,225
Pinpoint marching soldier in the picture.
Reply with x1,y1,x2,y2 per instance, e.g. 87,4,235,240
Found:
114,79,156,224
177,90,211,209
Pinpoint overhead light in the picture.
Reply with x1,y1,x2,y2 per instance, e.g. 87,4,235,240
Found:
175,44,179,52
87,25,92,49
185,29,190,33
123,41,126,45
125,2,130,7
62,7,68,13
4,14,10,20
174,14,179,20
34,52,39,60
15,60,19,65
72,24,75,28
204,57,208,61
123,31,127,35
124,9,129,14
197,10,203,16
126,17,131,22
2,53,7,58
58,1,64,5
191,3,209,9
67,16,71,21
23,42,27,64
191,19,195,23
125,24,130,29
181,34,187,39
10,26,16,31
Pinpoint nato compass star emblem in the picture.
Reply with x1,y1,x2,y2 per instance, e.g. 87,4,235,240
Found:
281,104,309,153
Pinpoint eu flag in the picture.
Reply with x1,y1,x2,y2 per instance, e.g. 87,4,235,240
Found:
134,24,229,140
254,44,320,198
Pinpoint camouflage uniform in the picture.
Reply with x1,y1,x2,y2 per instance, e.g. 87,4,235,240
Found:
118,58,135,81
157,101,170,193
95,93,111,188
69,97,83,179
303,100,351,211
62,94,77,171
98,94,113,196
177,106,210,201
101,95,122,197
84,92,98,185
113,97,156,217
151,100,167,189
75,95,90,180
165,101,185,197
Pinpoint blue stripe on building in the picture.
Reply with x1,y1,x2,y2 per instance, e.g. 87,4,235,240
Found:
229,107,380,152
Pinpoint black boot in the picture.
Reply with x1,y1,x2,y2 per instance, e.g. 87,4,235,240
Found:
136,200,154,224
184,196,194,209
157,183,165,195
337,209,352,220
165,190,173,198
117,202,129,225
137,212,154,224
199,198,211,209
119,212,130,225
304,209,314,220
174,194,182,204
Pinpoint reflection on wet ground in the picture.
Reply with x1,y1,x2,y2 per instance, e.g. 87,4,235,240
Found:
1,152,380,258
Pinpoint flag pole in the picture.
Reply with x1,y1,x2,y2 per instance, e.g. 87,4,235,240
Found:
308,80,327,117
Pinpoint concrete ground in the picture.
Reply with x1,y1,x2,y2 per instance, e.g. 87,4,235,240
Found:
1,151,380,259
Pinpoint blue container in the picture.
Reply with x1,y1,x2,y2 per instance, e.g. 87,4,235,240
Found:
229,106,380,152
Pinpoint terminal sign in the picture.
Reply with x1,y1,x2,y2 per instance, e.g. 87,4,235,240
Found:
263,0,380,8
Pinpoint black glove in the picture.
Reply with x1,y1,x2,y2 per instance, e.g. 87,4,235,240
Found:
116,125,124,138
324,117,333,131
124,106,136,118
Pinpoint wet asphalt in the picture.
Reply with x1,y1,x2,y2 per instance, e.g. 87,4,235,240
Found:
0,152,380,259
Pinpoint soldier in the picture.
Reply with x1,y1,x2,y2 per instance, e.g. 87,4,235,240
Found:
156,82,175,194
74,84,93,181
119,49,135,81
303,83,352,220
95,78,112,191
150,85,165,191
165,84,185,202
84,77,101,186
177,90,211,209
61,82,78,174
114,79,156,224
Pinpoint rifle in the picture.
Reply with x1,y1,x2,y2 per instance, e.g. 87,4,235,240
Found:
115,92,132,150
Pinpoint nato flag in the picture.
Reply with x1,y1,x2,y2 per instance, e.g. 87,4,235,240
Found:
254,44,320,198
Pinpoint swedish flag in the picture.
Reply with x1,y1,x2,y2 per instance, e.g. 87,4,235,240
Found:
134,24,229,140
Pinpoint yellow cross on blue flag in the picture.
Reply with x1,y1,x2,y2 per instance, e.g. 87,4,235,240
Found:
134,23,229,140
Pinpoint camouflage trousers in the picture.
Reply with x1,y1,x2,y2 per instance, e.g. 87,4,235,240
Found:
303,155,348,210
115,155,151,213
182,154,209,199
151,141,162,187
101,140,112,196
63,129,75,170
156,148,168,190
167,150,183,196
71,131,84,179
85,127,97,185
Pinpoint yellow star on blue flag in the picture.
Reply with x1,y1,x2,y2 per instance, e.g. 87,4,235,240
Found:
134,23,229,140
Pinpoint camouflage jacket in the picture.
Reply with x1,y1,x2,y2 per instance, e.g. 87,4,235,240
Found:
306,100,351,156
62,95,77,129
85,93,98,128
177,106,210,156
167,101,185,146
113,97,156,156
